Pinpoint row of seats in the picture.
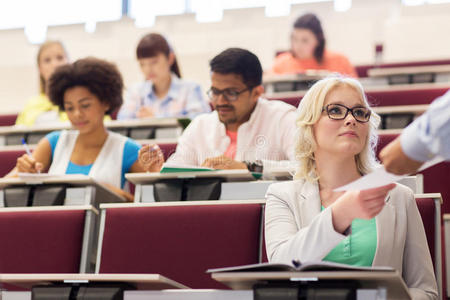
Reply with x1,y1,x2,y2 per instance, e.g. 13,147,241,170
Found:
0,199,442,292
355,59,450,78
0,134,448,213
266,86,449,108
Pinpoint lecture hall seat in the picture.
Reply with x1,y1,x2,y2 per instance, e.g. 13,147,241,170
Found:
0,150,25,177
0,207,90,273
266,86,448,108
377,133,450,214
96,203,263,289
0,114,18,126
356,59,450,78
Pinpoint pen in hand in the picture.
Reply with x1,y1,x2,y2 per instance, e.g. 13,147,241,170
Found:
21,138,40,174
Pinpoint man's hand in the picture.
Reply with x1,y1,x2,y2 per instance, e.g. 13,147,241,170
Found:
379,137,424,175
201,155,247,170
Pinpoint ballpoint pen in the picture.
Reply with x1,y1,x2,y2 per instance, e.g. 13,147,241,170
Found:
21,138,40,174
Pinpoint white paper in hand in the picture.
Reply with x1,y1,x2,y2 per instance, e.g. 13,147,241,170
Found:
334,166,404,192
334,156,445,192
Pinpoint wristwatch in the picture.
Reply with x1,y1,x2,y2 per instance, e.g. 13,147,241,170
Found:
244,160,263,173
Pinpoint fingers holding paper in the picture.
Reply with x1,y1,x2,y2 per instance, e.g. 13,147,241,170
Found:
379,137,424,175
331,183,396,233
139,144,164,172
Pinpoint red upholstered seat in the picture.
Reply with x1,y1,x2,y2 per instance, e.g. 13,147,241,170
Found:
0,150,26,177
268,87,448,109
0,114,17,126
0,209,86,273
366,88,448,107
416,197,438,266
377,133,450,213
98,204,263,288
158,143,177,161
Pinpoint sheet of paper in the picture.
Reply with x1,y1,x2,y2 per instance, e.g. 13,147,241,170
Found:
334,156,446,192
334,166,405,192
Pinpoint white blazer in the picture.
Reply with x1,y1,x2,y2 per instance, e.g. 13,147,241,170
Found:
167,98,298,174
265,180,438,300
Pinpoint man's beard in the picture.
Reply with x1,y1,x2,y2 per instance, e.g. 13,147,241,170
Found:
216,105,237,125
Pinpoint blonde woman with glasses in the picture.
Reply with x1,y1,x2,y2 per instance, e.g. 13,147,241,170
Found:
264,76,437,299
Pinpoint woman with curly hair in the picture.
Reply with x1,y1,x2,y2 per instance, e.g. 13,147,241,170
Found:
6,57,146,201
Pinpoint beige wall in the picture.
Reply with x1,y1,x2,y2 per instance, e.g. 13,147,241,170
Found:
1,0,450,113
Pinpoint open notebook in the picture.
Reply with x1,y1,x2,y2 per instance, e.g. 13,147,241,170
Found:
207,261,394,273
160,163,214,173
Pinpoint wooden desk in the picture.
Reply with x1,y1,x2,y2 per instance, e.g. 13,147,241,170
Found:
367,64,450,85
0,118,182,146
0,174,126,208
126,170,268,202
264,82,450,103
212,270,410,299
0,273,188,290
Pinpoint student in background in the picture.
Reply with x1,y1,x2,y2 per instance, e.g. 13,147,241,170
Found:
16,40,70,126
271,13,357,78
6,57,145,201
139,48,297,175
264,76,437,299
117,33,210,120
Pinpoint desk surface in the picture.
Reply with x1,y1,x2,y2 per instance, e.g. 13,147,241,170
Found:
368,64,450,77
0,273,189,290
0,118,180,135
264,82,450,100
212,271,410,299
372,104,429,114
126,169,256,184
263,71,330,83
100,199,266,209
0,174,126,202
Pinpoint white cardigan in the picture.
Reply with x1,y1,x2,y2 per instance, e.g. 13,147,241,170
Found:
265,180,438,300
48,130,126,188
167,98,298,174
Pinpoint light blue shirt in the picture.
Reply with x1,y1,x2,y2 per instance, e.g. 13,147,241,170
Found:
401,90,450,162
117,73,210,120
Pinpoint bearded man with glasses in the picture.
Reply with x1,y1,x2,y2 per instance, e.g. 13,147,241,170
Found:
139,48,297,175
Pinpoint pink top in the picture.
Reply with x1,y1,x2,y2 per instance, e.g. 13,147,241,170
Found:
224,130,238,159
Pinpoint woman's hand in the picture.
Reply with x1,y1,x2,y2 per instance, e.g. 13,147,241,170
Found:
138,144,164,172
16,154,43,173
137,106,154,119
331,183,396,233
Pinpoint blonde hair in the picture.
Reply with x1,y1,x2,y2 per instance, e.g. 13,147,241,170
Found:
37,40,68,94
294,76,380,181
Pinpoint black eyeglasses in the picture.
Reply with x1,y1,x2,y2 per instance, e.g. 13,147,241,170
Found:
207,87,250,102
322,103,371,123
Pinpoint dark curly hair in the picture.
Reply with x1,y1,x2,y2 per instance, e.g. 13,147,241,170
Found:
48,57,123,115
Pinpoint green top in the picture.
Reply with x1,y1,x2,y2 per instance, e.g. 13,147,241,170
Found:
321,206,377,266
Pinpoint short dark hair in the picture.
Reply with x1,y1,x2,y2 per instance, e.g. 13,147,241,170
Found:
48,57,123,115
136,33,181,78
293,13,326,64
209,48,262,88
